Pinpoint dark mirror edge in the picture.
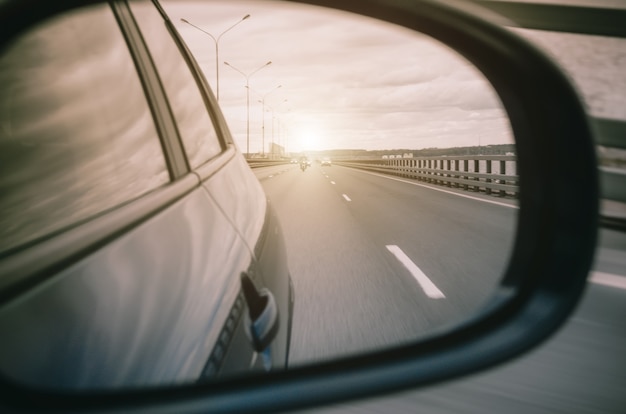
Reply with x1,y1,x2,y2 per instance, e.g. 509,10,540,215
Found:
0,0,598,412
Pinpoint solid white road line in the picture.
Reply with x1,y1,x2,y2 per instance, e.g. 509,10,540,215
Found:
342,194,351,202
590,271,626,290
386,245,445,299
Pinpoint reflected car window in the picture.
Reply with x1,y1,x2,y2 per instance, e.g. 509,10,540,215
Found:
130,1,223,169
0,4,169,254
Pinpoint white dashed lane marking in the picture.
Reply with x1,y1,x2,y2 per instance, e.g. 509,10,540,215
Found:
386,245,445,299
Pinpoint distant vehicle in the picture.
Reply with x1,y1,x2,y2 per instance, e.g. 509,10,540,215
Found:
290,158,298,164
299,156,309,171
321,157,332,166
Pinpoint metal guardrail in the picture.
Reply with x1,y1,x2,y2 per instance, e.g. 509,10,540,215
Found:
246,159,290,168
246,2,626,226
600,167,626,203
336,155,519,198
472,0,626,230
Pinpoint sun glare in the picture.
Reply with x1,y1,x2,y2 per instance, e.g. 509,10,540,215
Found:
291,126,329,153
301,131,320,151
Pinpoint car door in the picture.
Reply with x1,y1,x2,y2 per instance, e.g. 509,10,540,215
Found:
0,0,262,390
127,0,292,372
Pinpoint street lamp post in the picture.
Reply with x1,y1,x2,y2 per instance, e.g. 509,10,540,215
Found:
256,86,282,157
266,99,288,158
180,14,250,101
274,108,292,156
225,61,272,158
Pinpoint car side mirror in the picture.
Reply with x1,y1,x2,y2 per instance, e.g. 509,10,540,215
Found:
0,0,598,412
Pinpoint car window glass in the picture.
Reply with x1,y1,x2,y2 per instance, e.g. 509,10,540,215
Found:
0,4,169,254
130,1,223,169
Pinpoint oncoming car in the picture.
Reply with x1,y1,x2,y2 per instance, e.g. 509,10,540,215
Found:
0,0,293,391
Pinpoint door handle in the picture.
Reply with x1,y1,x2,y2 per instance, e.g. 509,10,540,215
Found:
241,273,279,352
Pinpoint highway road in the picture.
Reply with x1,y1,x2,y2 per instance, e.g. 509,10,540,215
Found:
255,162,518,365
254,163,626,413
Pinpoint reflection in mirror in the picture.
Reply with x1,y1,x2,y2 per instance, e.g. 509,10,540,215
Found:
0,4,169,254
168,0,517,368
0,0,516,393
170,0,516,363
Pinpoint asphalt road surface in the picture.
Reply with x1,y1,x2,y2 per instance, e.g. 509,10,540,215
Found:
256,163,518,365
254,163,626,414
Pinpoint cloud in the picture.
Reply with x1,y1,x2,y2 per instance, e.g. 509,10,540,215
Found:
164,1,514,151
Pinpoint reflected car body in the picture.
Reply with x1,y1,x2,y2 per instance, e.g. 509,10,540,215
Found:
0,0,293,391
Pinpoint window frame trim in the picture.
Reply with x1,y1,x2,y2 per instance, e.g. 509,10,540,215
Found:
112,0,191,180
0,1,207,302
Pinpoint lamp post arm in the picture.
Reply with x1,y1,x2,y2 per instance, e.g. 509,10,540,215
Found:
181,16,249,101
180,19,217,42
217,14,250,42
250,61,272,78
224,61,248,79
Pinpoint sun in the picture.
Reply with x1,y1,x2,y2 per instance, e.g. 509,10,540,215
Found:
287,117,332,153
292,125,329,153
301,131,320,151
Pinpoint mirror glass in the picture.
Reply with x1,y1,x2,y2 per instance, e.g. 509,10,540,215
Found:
168,0,517,366
0,0,517,392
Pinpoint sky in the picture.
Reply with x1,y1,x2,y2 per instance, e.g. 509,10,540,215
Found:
161,1,625,155
162,1,513,154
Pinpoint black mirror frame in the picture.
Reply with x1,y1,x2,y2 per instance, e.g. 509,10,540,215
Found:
0,0,598,412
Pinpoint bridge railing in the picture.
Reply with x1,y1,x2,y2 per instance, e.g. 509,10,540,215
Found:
335,155,519,198
246,159,291,168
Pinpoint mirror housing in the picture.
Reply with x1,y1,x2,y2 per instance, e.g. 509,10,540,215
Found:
0,0,598,412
